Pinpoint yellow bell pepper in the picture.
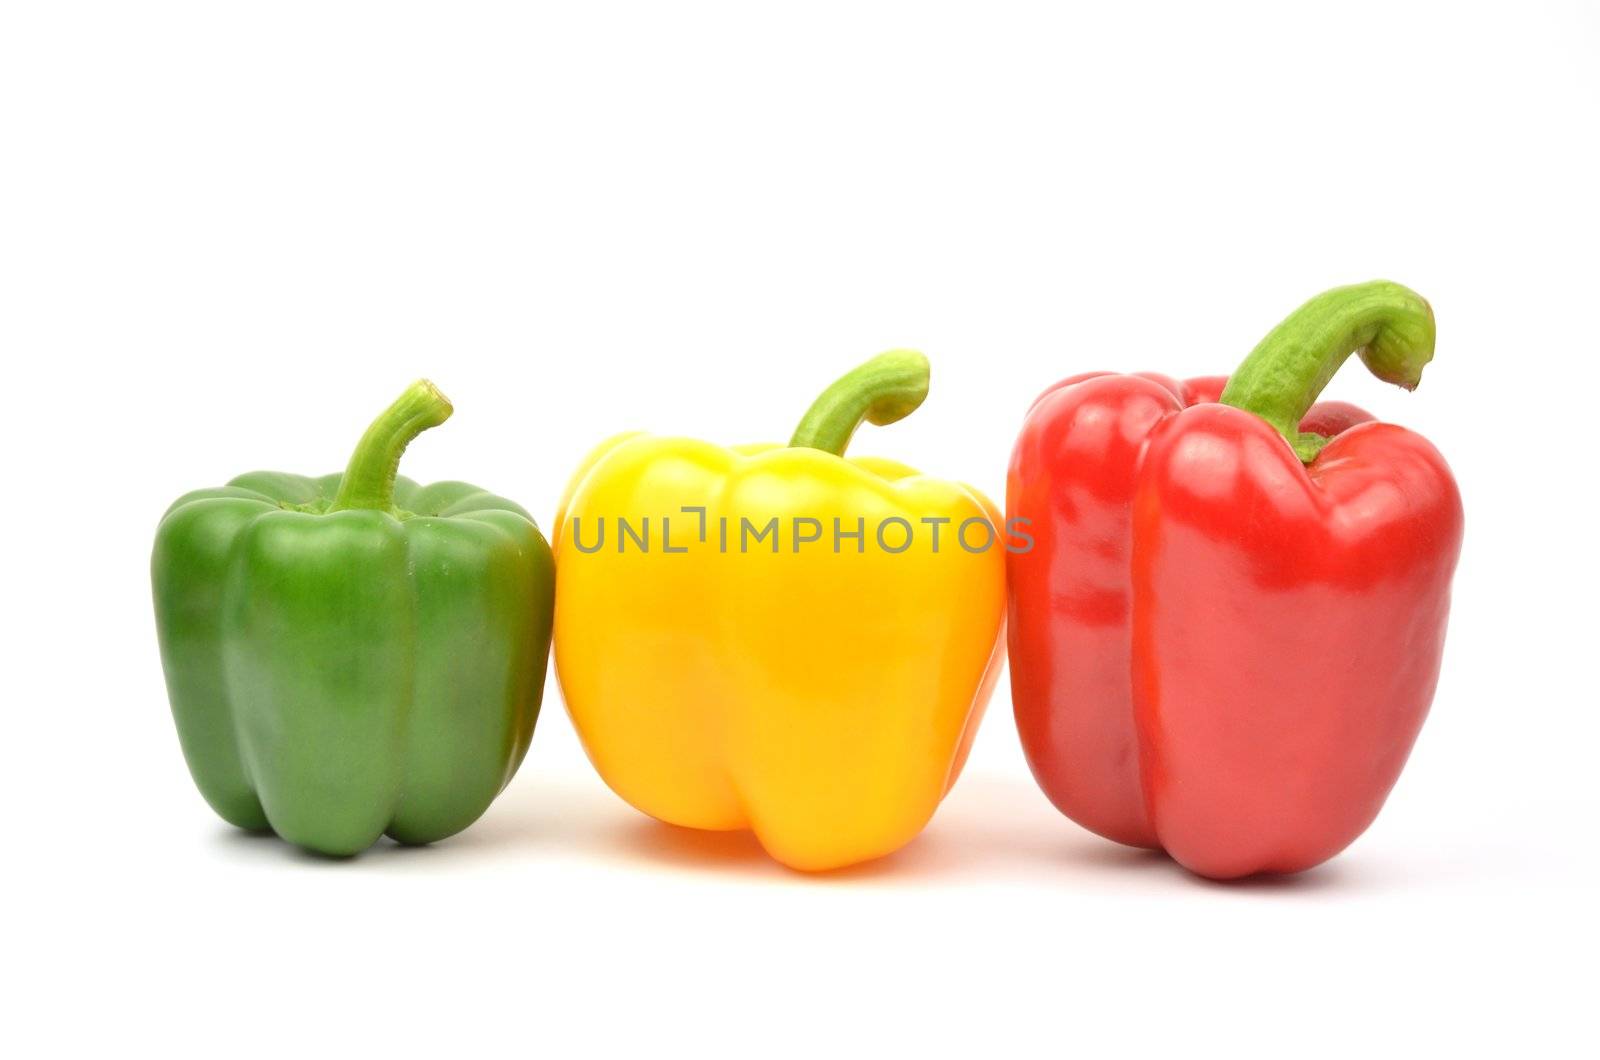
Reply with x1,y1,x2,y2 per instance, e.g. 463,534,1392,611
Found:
553,351,1006,871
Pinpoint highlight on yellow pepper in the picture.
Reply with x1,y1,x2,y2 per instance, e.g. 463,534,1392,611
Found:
553,351,1007,871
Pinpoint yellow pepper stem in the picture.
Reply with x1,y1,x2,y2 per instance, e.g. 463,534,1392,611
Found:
787,350,930,456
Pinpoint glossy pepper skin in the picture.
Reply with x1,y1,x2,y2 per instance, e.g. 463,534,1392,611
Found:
152,382,554,856
554,352,1005,871
1008,283,1463,879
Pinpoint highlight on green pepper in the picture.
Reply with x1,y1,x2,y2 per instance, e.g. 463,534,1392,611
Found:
151,381,554,856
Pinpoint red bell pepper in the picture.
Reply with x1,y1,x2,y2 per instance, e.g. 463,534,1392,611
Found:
1007,281,1463,879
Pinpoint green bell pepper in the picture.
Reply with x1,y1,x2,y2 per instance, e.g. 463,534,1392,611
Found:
152,381,553,855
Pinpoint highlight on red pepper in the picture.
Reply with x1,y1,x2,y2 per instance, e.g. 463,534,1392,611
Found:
1006,281,1463,879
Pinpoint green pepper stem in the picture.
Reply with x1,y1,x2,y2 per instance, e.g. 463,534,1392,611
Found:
329,380,453,512
788,350,930,456
1219,281,1435,463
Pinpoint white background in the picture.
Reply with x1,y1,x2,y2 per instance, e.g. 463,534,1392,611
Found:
4,1,1596,1055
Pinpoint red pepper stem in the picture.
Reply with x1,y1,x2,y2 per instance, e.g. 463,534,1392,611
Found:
1219,281,1436,463
788,350,930,456
329,380,453,513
